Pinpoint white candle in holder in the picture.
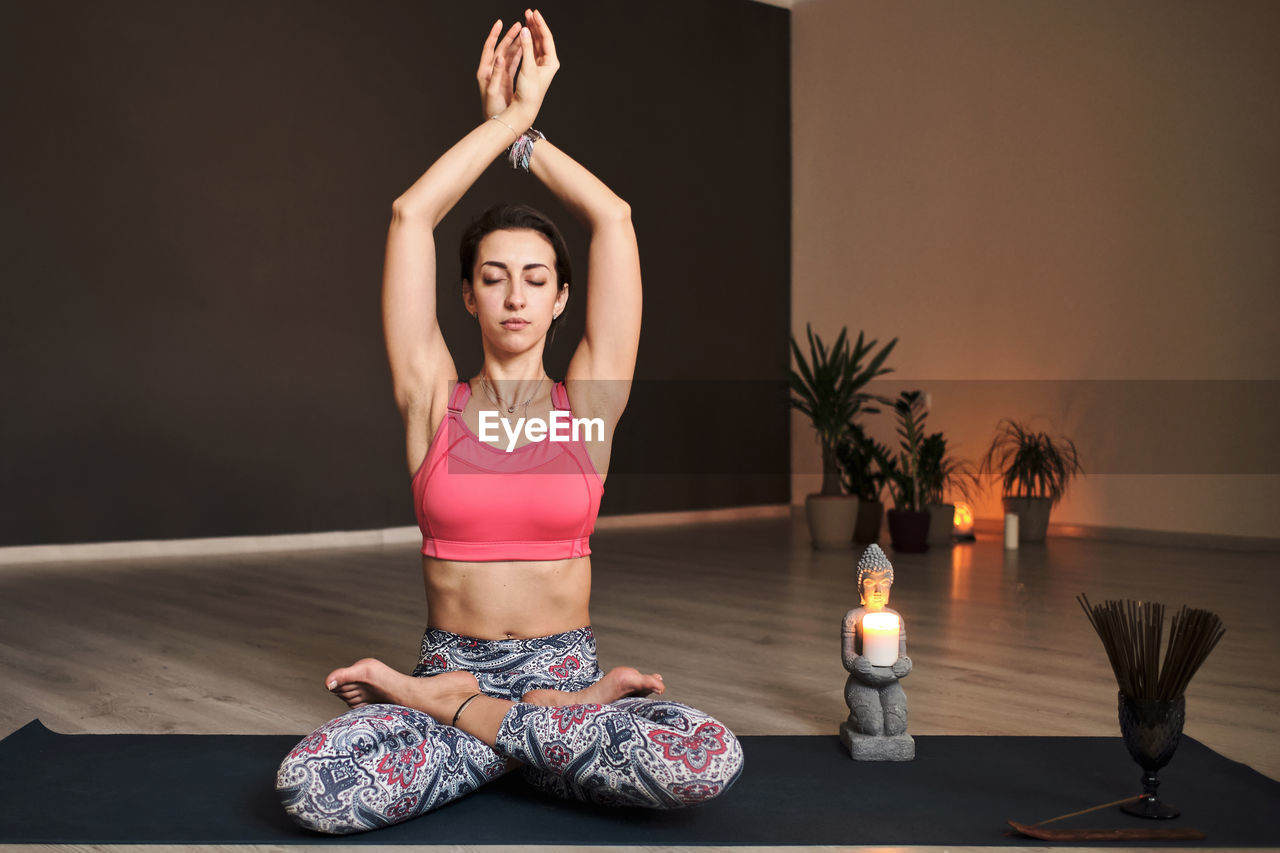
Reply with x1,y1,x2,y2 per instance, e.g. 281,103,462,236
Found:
1004,512,1019,550
862,612,900,666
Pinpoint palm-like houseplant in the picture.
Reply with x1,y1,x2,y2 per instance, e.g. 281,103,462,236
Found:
917,432,978,545
884,390,931,552
836,422,893,543
790,324,896,548
978,418,1084,542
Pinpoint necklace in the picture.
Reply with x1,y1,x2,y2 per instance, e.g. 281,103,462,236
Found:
476,374,548,416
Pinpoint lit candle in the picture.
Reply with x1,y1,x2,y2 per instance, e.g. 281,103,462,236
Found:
953,502,975,536
863,612,900,666
1004,512,1019,549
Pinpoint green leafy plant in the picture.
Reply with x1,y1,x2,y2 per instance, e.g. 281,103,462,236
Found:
789,324,896,496
836,422,893,503
885,390,928,512
918,432,978,506
978,418,1084,506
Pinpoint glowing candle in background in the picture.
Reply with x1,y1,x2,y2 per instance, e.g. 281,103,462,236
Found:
953,502,975,537
863,612,900,666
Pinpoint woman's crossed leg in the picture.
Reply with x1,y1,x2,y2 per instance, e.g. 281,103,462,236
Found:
275,700,508,834
276,629,743,834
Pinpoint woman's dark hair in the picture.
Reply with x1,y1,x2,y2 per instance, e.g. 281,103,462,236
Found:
459,203,572,340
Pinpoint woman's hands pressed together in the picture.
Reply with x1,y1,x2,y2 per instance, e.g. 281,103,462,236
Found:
478,19,522,120
477,9,560,125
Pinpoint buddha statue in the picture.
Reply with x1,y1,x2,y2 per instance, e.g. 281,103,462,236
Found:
840,544,915,760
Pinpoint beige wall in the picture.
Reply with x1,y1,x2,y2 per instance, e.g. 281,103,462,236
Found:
791,0,1280,537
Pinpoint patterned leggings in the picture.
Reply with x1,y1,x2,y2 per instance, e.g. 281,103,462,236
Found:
276,626,744,835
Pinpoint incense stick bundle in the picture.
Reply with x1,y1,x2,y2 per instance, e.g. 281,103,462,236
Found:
1077,594,1225,699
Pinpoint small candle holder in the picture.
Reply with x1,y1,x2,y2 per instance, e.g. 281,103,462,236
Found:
840,545,915,761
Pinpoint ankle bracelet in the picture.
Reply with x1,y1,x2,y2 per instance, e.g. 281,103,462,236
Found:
451,692,484,727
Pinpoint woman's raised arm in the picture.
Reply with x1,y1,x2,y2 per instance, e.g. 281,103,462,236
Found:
381,106,521,416
517,11,641,421
529,138,641,385
383,20,554,446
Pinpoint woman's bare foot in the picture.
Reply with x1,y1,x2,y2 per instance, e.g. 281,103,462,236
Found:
522,666,665,707
324,658,482,724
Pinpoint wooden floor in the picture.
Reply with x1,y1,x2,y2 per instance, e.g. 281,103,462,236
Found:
1,508,1276,853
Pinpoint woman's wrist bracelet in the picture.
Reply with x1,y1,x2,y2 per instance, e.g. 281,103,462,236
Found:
508,128,546,172
451,691,484,727
488,114,519,142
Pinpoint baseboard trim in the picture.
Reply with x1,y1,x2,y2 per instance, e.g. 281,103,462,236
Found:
595,503,791,530
0,527,421,566
972,517,1280,553
13,506,1265,564
0,504,793,566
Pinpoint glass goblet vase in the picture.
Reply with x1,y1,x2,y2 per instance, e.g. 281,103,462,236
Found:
1117,692,1186,819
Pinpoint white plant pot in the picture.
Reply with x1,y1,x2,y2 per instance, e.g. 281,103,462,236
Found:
804,494,860,549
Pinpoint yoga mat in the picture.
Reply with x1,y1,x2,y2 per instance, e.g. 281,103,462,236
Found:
2,720,1277,846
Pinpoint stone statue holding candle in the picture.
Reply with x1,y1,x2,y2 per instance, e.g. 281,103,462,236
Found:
840,544,915,760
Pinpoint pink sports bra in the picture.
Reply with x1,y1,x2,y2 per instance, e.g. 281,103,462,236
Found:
412,380,605,561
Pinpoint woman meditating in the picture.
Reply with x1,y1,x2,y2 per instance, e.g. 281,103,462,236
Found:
275,10,743,834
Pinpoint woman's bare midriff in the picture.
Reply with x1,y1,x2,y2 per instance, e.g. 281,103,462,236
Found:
422,554,592,640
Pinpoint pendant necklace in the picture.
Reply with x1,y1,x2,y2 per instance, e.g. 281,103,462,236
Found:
477,374,548,418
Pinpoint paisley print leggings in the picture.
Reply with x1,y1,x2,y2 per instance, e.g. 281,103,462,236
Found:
275,626,745,835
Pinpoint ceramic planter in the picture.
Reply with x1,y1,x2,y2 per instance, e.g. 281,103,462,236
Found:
886,508,930,553
925,503,955,546
1002,496,1053,542
805,494,860,549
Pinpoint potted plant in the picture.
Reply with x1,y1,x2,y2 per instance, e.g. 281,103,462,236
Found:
884,390,931,553
917,432,978,546
978,418,1084,542
836,422,893,544
789,324,896,548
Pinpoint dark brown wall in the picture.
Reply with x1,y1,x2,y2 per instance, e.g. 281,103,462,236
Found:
0,0,791,546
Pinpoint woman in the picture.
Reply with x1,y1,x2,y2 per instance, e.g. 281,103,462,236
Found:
276,10,743,835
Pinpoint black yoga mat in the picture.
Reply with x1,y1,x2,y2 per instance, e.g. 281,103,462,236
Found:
2,720,1277,846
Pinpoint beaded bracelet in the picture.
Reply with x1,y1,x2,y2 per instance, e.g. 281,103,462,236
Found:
508,128,546,172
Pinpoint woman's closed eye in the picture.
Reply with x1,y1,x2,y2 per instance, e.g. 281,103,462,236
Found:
483,277,547,286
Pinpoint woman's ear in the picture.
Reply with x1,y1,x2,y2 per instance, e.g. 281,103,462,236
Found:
555,282,569,316
462,279,475,315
